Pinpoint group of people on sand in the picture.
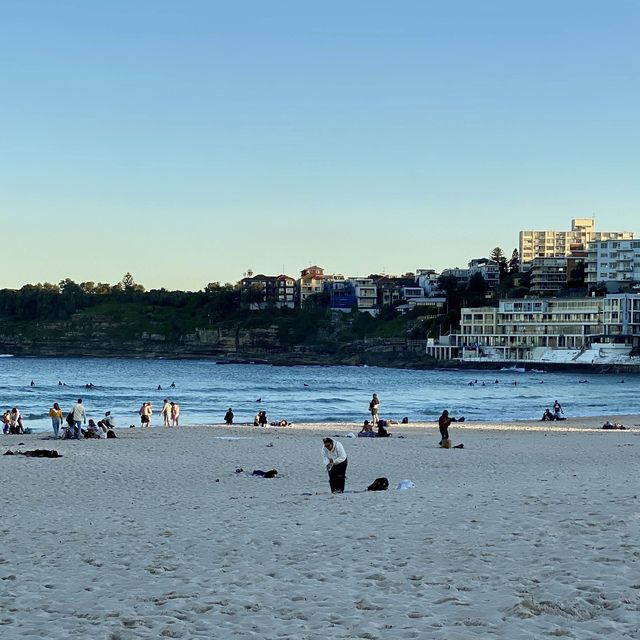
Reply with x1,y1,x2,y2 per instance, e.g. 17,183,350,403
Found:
2,407,24,434
541,400,565,421
45,399,117,440
154,399,181,428
249,410,290,427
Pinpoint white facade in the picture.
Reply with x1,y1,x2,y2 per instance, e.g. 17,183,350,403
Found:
416,269,441,296
519,218,633,265
585,239,640,286
348,278,378,314
454,294,640,361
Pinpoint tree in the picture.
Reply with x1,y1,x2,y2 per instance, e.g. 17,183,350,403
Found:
467,272,489,297
508,249,520,274
120,272,135,289
119,272,145,293
567,261,586,289
489,247,509,283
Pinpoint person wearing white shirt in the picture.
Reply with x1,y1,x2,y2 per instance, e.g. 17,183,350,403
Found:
322,438,348,493
71,399,86,440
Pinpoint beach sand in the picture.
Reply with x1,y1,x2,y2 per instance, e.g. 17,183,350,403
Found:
1,418,639,639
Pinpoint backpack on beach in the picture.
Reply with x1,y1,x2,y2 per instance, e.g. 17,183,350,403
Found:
367,477,389,491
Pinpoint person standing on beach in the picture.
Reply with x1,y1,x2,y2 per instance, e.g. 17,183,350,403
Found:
49,402,63,439
553,400,563,418
171,402,180,427
224,408,234,425
161,399,171,427
322,437,348,493
139,402,152,428
71,399,86,439
369,393,380,425
438,409,451,447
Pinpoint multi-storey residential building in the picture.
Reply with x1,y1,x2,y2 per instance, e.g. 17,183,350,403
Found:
529,257,568,294
416,269,441,296
439,267,470,286
519,218,634,266
468,258,500,289
440,258,501,290
451,294,640,361
298,266,325,304
374,276,422,307
275,275,296,308
241,274,296,309
585,239,640,287
350,278,378,315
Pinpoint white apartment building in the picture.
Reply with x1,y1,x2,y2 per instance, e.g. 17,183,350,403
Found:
519,218,633,265
585,239,640,286
349,278,378,315
529,257,568,294
468,258,500,289
454,294,640,361
416,269,441,296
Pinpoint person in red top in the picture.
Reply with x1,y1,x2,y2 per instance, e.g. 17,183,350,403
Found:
438,410,452,447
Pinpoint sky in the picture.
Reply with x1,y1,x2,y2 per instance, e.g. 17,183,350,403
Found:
1,0,639,291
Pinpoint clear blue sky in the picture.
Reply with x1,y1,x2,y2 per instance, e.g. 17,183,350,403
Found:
1,0,638,291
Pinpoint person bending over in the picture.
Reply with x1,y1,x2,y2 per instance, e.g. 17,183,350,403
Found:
322,438,348,493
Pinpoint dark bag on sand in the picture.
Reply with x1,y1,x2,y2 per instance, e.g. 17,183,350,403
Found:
65,412,74,427
367,477,389,491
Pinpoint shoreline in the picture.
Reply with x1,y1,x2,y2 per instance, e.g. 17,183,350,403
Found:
6,413,639,438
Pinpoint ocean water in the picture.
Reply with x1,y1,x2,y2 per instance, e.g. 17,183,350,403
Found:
1,356,638,433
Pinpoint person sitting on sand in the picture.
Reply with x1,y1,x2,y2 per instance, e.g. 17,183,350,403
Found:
258,410,268,426
602,421,627,430
85,419,106,439
438,410,452,447
10,407,23,434
59,423,74,439
2,409,10,434
541,408,555,421
224,408,234,425
376,421,390,438
358,420,375,437
253,413,260,426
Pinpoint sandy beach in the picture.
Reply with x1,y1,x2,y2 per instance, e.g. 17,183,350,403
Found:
2,417,639,639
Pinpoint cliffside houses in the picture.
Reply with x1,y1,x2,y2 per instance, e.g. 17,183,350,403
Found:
240,267,445,315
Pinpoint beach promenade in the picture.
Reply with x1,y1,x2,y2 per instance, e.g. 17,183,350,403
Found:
1,419,639,639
